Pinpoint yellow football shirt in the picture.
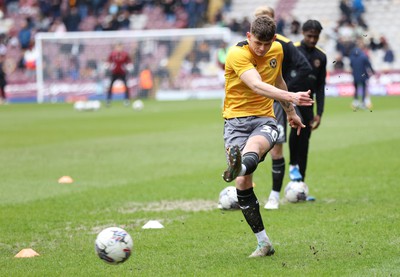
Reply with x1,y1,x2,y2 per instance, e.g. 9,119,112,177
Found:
223,40,283,119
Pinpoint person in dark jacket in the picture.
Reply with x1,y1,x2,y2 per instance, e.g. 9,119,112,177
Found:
289,20,327,193
349,40,374,109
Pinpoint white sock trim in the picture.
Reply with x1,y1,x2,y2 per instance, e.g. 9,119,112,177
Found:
255,230,270,244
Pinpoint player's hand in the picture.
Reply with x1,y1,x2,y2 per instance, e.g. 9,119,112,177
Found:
311,115,321,130
288,114,306,136
291,90,314,106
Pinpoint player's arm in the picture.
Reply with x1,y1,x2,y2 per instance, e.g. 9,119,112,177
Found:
315,55,327,117
274,72,296,115
240,68,313,106
312,54,327,130
275,73,305,135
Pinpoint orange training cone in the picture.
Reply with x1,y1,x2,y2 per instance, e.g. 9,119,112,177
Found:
58,176,74,184
15,248,40,258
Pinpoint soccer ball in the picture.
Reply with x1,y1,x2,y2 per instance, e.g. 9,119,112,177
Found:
73,100,101,111
95,227,133,265
132,99,144,111
284,181,309,203
218,186,240,210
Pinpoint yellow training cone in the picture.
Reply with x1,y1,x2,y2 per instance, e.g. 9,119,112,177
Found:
15,248,40,258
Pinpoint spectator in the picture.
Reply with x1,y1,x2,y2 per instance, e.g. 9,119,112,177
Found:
138,65,153,98
63,6,81,32
333,54,345,71
382,41,395,70
93,17,104,31
368,36,383,51
352,0,368,29
276,16,286,36
18,17,34,51
195,41,210,63
216,41,229,70
339,0,352,24
117,9,131,29
289,17,302,42
49,17,67,33
23,40,37,79
126,0,144,14
184,0,207,28
17,18,35,71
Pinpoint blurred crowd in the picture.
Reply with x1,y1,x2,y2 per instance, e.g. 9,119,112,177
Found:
333,0,395,72
0,0,244,83
0,0,396,103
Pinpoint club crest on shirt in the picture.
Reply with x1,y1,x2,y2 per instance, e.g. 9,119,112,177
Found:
270,58,277,68
313,59,321,68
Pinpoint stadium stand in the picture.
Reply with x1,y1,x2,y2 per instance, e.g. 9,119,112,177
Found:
226,0,400,71
0,0,399,103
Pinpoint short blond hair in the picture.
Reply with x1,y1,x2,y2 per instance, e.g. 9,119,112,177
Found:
254,6,275,19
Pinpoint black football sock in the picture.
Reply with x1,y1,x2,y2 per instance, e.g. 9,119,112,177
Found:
272,157,285,192
242,152,259,175
237,187,264,233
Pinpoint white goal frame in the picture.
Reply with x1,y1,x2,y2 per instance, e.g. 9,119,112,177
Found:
35,27,232,103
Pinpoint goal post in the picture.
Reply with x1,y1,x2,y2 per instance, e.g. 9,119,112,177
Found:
35,27,232,103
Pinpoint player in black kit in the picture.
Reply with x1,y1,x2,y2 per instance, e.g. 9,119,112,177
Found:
289,20,327,193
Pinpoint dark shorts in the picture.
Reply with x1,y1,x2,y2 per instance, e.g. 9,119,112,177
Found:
223,116,278,162
274,101,287,144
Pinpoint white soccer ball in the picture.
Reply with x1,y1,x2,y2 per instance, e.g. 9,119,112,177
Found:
73,100,85,111
95,227,133,265
73,100,101,111
284,181,309,203
88,100,101,110
218,186,240,210
132,99,144,111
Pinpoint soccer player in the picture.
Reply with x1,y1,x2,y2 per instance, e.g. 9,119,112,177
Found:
106,43,133,106
222,15,314,257
254,6,313,210
289,20,327,185
349,39,375,110
0,51,7,105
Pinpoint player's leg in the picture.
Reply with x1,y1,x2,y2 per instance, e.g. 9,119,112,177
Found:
235,177,274,258
360,81,367,109
265,102,286,209
352,81,361,109
289,106,303,181
107,74,118,105
364,81,372,109
121,74,130,106
0,84,6,104
223,117,277,257
295,106,313,180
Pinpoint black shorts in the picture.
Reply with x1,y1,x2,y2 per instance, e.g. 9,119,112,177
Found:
274,101,287,144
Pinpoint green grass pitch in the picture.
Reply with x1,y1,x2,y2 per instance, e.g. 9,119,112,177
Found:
0,96,399,276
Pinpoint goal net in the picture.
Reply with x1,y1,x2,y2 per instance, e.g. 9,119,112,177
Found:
35,27,232,103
